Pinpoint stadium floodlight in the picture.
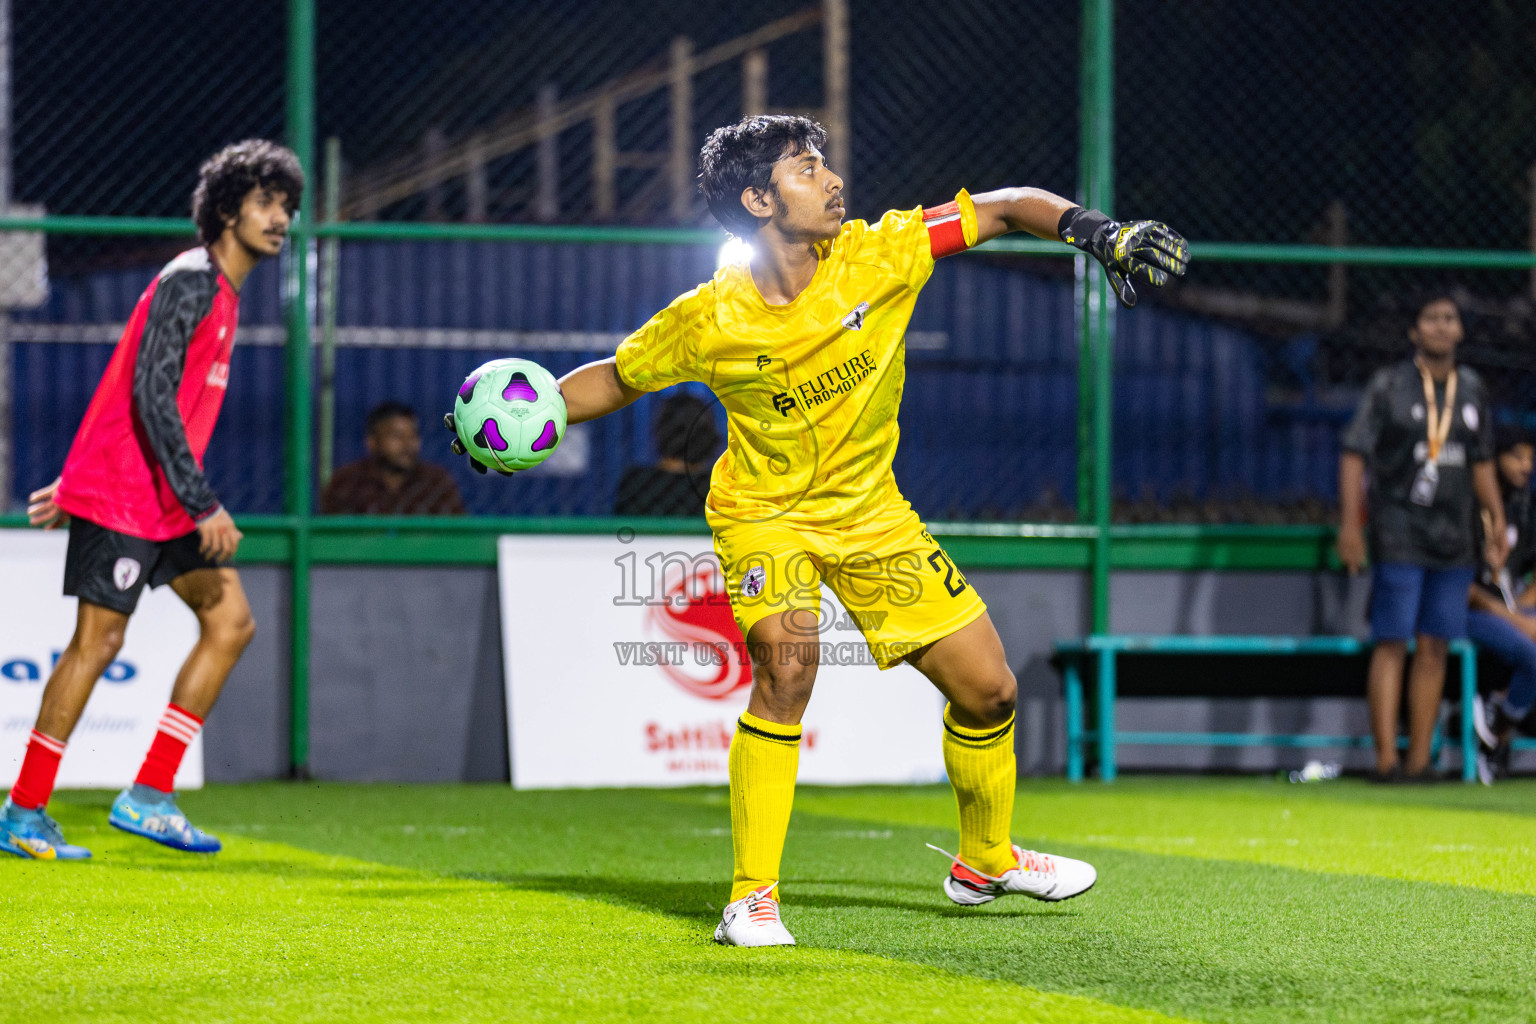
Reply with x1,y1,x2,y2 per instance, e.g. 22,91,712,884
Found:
716,237,752,269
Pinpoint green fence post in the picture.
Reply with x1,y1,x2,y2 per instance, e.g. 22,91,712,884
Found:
285,0,316,777
1080,0,1115,633
1073,8,1095,528
318,137,341,490
1064,656,1085,782
1460,643,1477,783
1097,645,1117,782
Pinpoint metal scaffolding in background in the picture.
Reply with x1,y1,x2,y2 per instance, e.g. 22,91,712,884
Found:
337,5,847,225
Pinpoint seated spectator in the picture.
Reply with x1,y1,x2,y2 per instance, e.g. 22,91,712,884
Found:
1468,424,1536,782
614,393,721,517
322,401,465,514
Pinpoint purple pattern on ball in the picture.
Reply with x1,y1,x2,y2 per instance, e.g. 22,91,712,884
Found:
531,420,558,452
458,371,483,402
503,372,539,403
481,418,509,451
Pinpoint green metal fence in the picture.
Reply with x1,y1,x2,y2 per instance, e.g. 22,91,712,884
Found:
3,0,1535,774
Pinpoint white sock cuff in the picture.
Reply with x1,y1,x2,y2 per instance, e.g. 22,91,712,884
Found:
29,729,66,756
158,706,203,744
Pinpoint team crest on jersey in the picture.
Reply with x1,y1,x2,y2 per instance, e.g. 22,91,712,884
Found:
841,302,870,331
113,557,142,592
741,565,767,598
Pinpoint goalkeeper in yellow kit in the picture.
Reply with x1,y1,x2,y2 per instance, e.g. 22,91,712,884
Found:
455,115,1188,945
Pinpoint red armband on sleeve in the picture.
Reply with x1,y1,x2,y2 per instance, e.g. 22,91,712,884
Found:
924,201,969,259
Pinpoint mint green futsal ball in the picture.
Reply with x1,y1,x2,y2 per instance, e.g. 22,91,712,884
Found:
453,358,567,472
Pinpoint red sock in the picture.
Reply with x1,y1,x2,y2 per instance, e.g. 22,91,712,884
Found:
10,730,67,810
134,704,203,792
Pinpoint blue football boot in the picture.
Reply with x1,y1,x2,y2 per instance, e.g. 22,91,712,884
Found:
108,785,222,853
0,797,93,860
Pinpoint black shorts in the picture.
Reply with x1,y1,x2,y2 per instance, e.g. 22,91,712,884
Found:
63,517,219,615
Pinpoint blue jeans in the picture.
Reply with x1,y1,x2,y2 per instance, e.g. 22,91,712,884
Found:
1466,606,1536,720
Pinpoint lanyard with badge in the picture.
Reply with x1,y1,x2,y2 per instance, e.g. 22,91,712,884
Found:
1410,359,1456,507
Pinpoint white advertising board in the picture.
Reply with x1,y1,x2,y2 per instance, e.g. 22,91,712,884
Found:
0,530,203,789
499,534,947,789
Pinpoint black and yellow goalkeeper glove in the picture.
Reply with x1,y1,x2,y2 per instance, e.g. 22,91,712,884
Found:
443,413,515,476
1058,207,1190,309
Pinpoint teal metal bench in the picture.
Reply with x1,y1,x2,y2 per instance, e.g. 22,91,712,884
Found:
1054,635,1480,783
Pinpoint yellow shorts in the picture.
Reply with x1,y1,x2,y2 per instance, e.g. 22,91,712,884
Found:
709,496,987,670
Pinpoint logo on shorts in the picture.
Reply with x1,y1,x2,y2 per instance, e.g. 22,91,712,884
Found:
741,564,767,598
113,557,142,592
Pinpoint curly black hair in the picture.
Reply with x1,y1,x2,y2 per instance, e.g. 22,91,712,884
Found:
698,115,827,236
1406,287,1460,320
191,139,305,245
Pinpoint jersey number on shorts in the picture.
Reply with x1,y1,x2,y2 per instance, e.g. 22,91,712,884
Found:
927,549,969,598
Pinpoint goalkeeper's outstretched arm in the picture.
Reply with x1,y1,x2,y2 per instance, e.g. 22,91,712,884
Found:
969,187,1191,308
969,187,1078,243
558,357,645,425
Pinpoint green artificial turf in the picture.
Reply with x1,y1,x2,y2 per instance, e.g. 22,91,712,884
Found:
4,779,1535,1023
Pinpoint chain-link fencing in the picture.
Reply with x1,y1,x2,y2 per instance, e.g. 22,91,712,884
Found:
317,0,1078,226
4,233,287,514
3,0,285,513
1118,0,1536,248
308,0,1083,518
1108,0,1536,524
4,0,1536,525
15,1,285,219
304,237,1084,519
1108,262,1536,526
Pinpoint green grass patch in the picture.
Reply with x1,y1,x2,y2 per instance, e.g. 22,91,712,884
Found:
3,779,1534,1023
798,776,1536,893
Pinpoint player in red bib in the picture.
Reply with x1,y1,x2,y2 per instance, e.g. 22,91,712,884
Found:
0,140,303,860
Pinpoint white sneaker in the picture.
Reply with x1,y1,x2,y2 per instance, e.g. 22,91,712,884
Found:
929,843,1097,905
1472,694,1500,750
1476,747,1496,787
713,882,796,947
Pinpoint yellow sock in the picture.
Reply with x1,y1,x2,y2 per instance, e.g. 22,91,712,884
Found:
729,710,802,902
942,703,1017,878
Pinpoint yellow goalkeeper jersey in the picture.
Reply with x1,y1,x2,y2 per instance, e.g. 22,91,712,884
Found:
615,190,978,525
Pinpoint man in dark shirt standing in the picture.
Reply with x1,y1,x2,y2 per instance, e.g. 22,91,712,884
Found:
321,401,465,515
1466,425,1536,781
1338,293,1506,781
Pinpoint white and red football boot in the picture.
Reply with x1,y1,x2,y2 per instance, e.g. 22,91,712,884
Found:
929,843,1097,905
713,882,796,946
